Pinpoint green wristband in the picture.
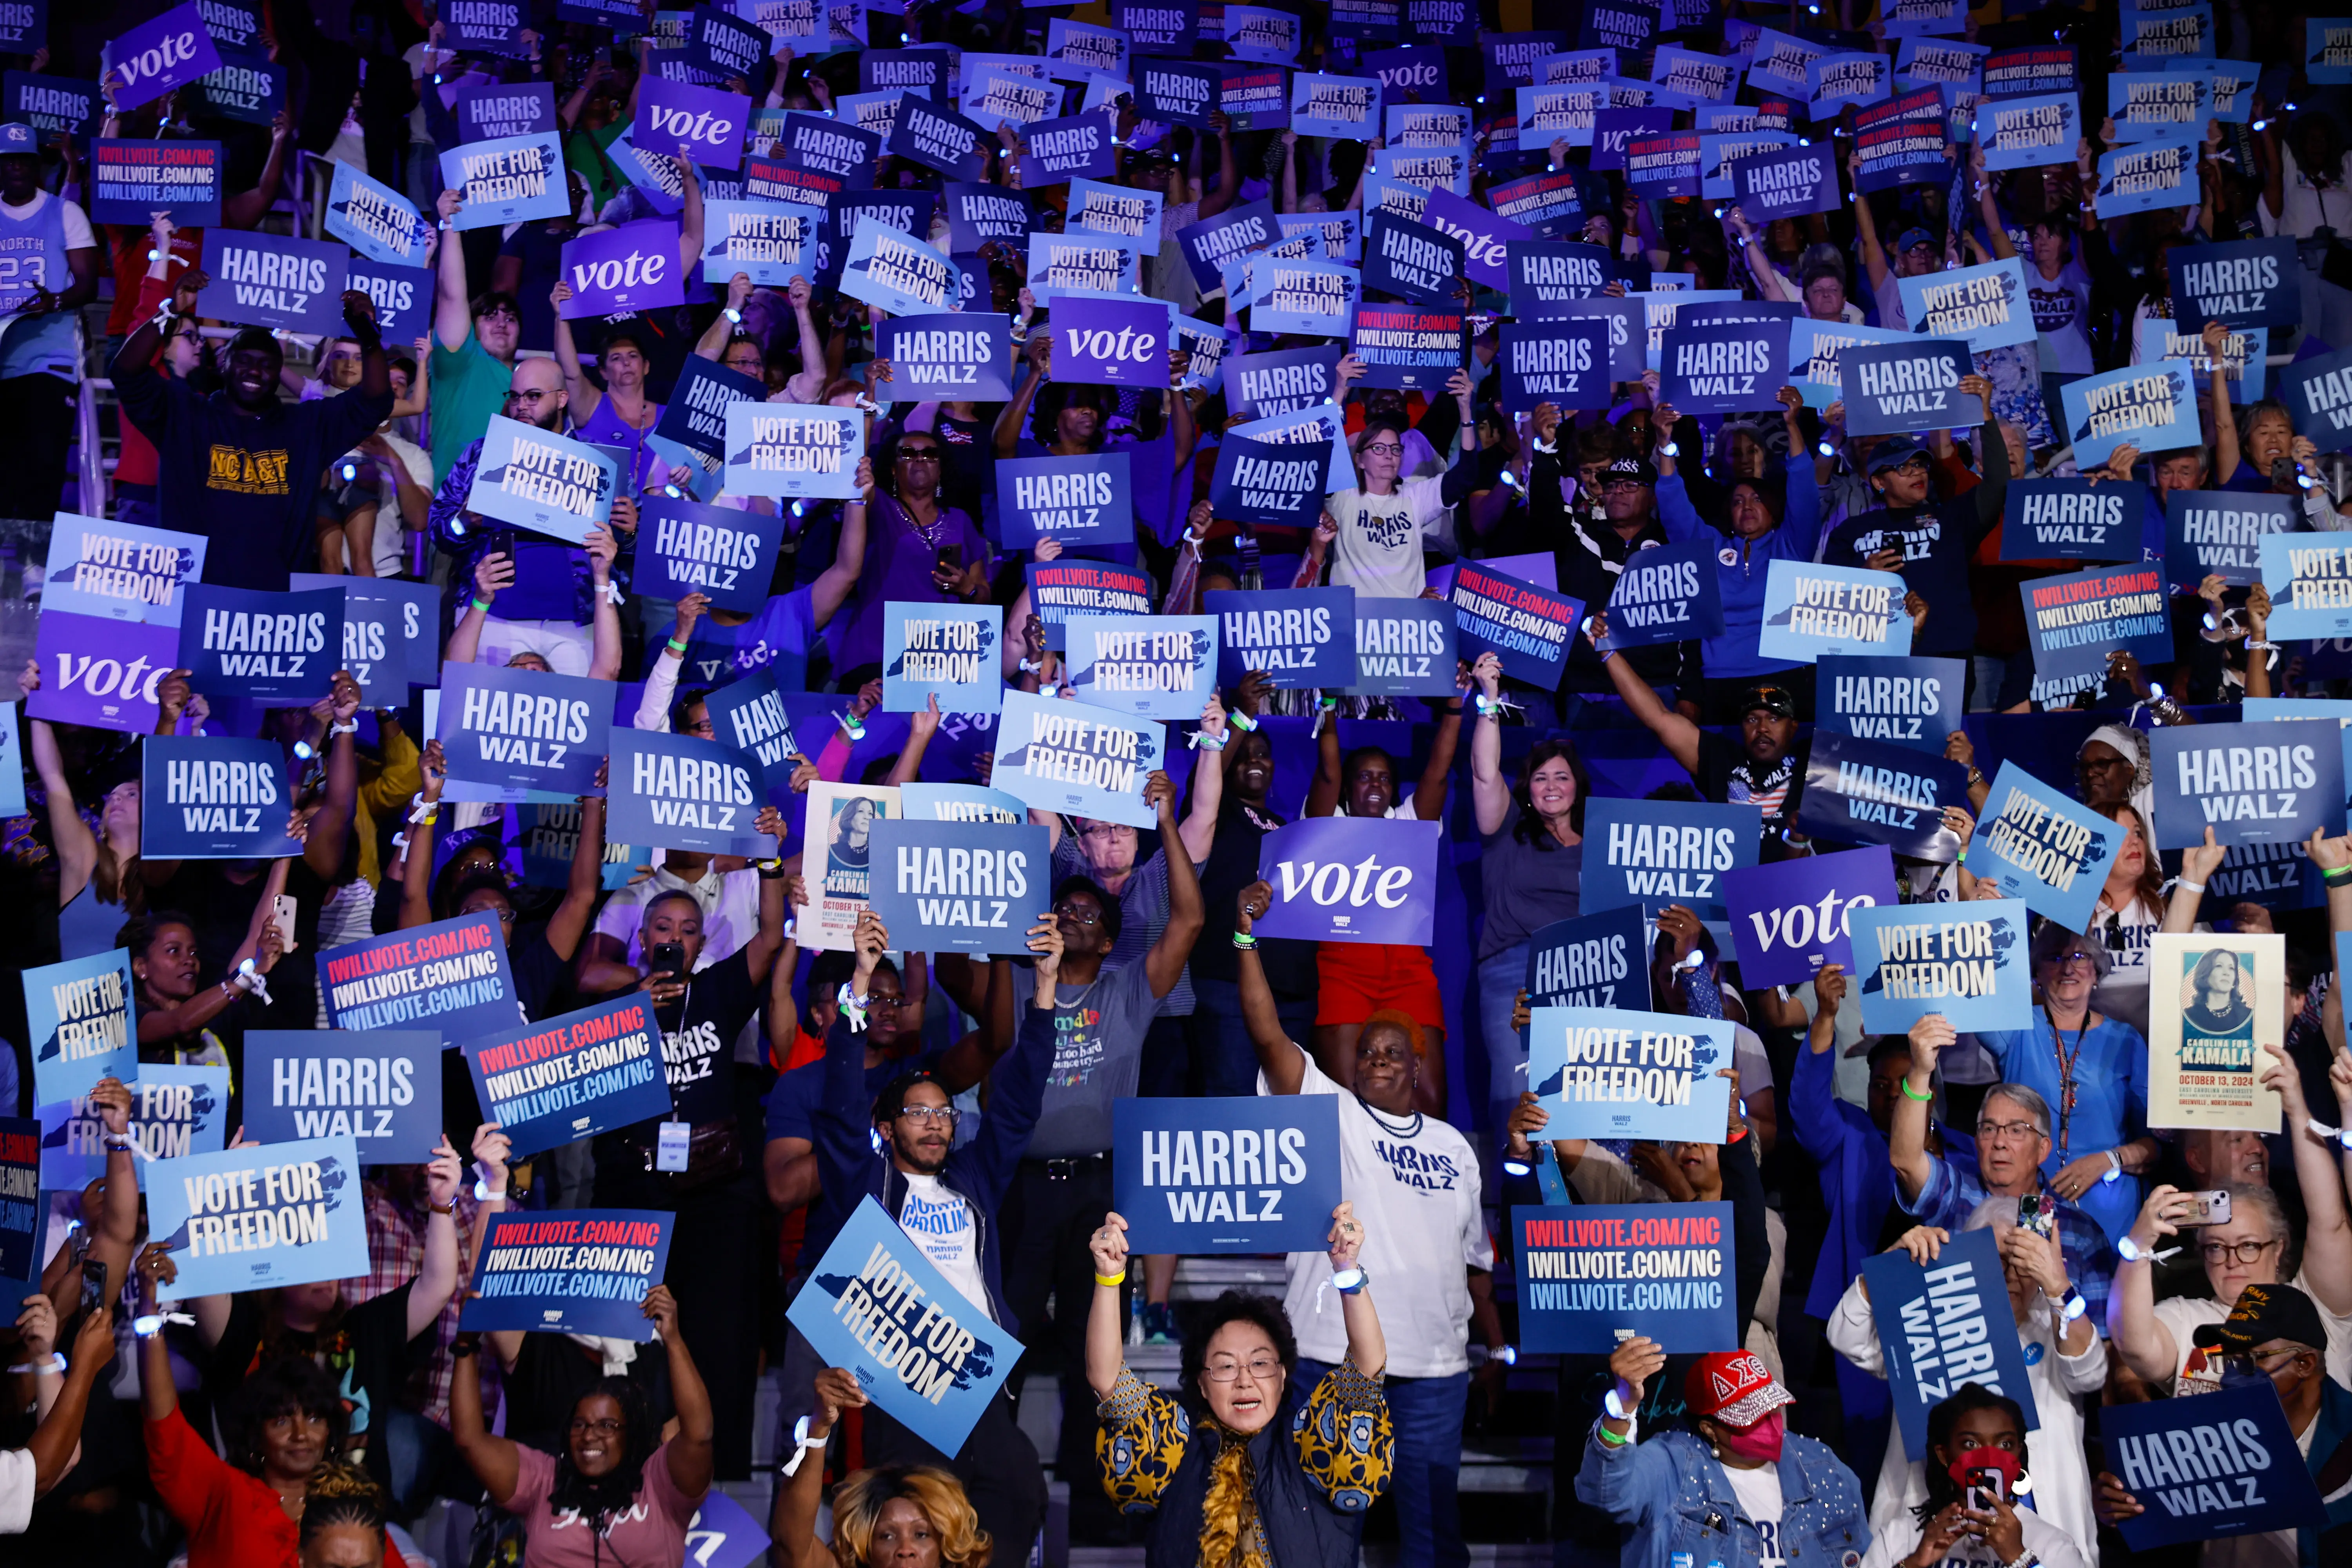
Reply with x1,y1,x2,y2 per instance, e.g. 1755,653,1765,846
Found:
470,597,493,613
667,637,689,655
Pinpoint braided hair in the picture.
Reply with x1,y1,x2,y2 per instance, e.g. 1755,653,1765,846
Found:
298,1461,389,1560
546,1376,659,1524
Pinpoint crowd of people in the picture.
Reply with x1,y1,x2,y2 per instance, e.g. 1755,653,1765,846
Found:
8,1,2352,1567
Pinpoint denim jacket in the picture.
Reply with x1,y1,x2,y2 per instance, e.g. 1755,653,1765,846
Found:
1575,1423,1869,1568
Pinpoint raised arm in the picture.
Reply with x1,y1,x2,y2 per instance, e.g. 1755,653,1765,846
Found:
433,189,473,352
695,274,754,360
994,336,1047,457
549,282,604,423
740,808,793,983
1142,771,1205,999
1587,616,1704,775
647,1285,714,1498
405,1139,465,1339
24,710,96,903
676,148,704,281
222,109,295,230
399,740,447,931
1198,111,1240,219
1467,652,1515,836
25,1309,115,1498
1086,1211,1134,1397
1413,691,1463,821
304,672,363,882
1234,881,1304,1093
1891,1014,1950,1202
1327,1201,1386,1376
450,1331,522,1506
1177,696,1227,862
774,1366,869,1568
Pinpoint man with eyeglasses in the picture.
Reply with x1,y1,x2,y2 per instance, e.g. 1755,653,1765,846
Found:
2097,1282,2352,1567
1822,430,2011,686
1557,453,1703,719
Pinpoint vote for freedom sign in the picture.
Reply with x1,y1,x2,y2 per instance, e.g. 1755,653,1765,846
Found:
147,1135,368,1298
1862,1225,2038,1461
724,404,864,499
466,416,618,543
42,513,203,626
1063,613,1218,720
1967,763,2128,931
1113,1097,1342,1254
1252,817,1439,945
1849,898,2031,1033
461,1210,676,1340
1514,1203,1738,1352
1757,560,1913,661
1528,1007,1737,1142
440,131,568,229
25,948,135,1108
990,690,1163,829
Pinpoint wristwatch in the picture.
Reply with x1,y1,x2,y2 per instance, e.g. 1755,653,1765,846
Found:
1332,1265,1368,1295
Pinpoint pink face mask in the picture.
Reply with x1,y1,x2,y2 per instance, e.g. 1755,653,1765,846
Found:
1714,1409,1786,1464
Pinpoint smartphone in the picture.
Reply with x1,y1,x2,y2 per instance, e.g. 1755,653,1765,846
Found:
79,1258,108,1320
2187,1190,2234,1226
483,526,515,563
2018,1192,2056,1241
937,543,964,573
1967,1466,2004,1505
271,895,300,955
648,940,688,981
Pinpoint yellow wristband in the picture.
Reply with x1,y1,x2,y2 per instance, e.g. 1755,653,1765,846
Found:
1094,1272,1126,1289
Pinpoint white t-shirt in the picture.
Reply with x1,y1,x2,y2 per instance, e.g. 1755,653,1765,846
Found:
2155,1267,2352,1394
1328,475,1452,599
0,1444,34,1534
1269,1050,1492,1377
897,1172,994,1320
1722,1463,1788,1568
1857,1501,2091,1568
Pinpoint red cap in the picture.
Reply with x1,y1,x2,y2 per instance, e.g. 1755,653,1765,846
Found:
1685,1351,1794,1427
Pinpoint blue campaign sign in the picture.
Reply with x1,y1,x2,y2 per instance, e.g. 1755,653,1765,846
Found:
89,138,223,226
517,802,637,894
1420,186,1521,289
463,996,671,1158
654,354,766,465
325,161,430,269
700,199,813,285
146,1135,370,1297
38,1066,229,1192
991,689,1163,829
724,403,864,499
1840,340,1984,437
1816,655,1967,755
1176,199,1280,294
1064,613,1218,720
866,818,1052,955
1207,587,1356,690
321,911,521,1040
1347,599,1457,697
1757,560,1913,662
878,314,1014,402
683,1492,772,1568
607,729,768,856
1623,129,1703,195
702,670,804,804
887,95,992,181
1659,319,1790,416
2151,720,2347,850
1700,131,1798,200
461,1210,677,1339
1971,762,2128,931
41,512,203,627
0,1119,36,1292
2002,478,2142,563
348,257,429,342
243,1032,443,1160
440,132,569,229
1497,320,1612,414
289,574,436,699
141,736,302,860
1525,906,1654,1011
1599,537,1724,649
1786,319,1916,409
1582,797,1760,934
1515,1203,1738,1352
0,702,20,821
1449,560,1579,686
2106,1381,2328,1550
883,603,1004,714
1364,211,1466,306
7,72,102,149
1025,561,1155,650
862,48,952,99
1863,1226,2038,1459
437,661,610,800
2279,345,2352,456
455,79,556,143
1228,345,1346,421
1114,1096,1342,1254
2314,19,2352,83
902,784,1031,825
788,1195,1023,1454
1797,731,1972,861
640,496,784,615
1808,51,1892,116
2061,361,2202,470
2263,533,2352,640
1255,817,1441,945
178,583,341,704
1850,898,2031,1033
25,948,135,1109
196,229,347,337
1292,72,1383,139
466,415,618,543
840,223,963,318
995,452,1133,549
0,0,41,51
2095,132,2202,218
687,6,768,79
1252,257,1360,336
1899,259,2036,353
2022,562,2172,706
1069,178,1164,245
1018,114,1118,187
2171,236,2301,332
1209,434,1335,530
1722,845,1897,987
1134,56,1221,127
1528,1006,1737,1141
1975,91,2079,171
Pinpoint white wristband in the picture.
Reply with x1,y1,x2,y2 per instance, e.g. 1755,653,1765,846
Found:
2176,878,2205,893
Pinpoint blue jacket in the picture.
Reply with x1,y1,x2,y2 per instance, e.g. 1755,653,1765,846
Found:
811,1001,1056,1334
1576,1423,1869,1568
1787,1042,1896,1324
1656,452,1829,682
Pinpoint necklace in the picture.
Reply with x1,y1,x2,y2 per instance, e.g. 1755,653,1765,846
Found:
1357,1096,1422,1138
2044,1004,2089,1160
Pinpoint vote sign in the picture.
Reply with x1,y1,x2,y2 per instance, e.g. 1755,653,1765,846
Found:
2104,1383,2328,1550
1113,1097,1342,1254
1207,586,1356,690
1850,898,2031,1033
178,583,342,704
561,219,688,318
243,1031,442,1161
1052,295,1169,387
146,1135,368,1298
140,735,300,859
607,729,767,855
1721,844,1897,987
866,819,1052,956
1797,731,1971,861
2150,719,2347,850
990,689,1163,829
1514,1202,1739,1352
461,1210,676,1339
1253,817,1439,945
107,2,223,110
1840,340,1984,437
641,76,749,170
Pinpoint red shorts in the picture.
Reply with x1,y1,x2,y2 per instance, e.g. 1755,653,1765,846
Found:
1315,942,1443,1030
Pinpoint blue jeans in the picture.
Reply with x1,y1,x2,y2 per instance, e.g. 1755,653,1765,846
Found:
1476,943,1530,1139
1293,1357,1469,1568
1189,976,1317,1098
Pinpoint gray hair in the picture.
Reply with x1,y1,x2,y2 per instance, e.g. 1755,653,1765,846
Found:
1978,1082,2053,1142
2222,1183,2298,1278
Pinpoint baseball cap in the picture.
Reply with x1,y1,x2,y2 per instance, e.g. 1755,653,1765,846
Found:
2192,1282,2330,1357
0,122,37,155
1685,1350,1795,1427
1602,455,1657,486
1895,227,1936,254
1737,683,1798,720
1867,436,1930,474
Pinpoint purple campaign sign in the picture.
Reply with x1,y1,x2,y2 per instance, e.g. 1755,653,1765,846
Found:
1625,129,1704,196
26,613,175,735
642,76,750,171
1050,294,1170,386
1254,817,1442,945
1420,185,1527,290
106,2,223,111
1592,107,1673,171
455,81,556,143
559,221,687,319
1722,844,1897,986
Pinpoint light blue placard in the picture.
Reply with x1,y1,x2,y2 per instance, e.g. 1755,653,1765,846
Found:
2125,0,2211,61
608,124,685,215
1063,613,1218,720
1977,92,2079,172
2246,698,2352,724
832,89,904,140
2199,57,2261,121
466,414,618,544
1898,258,2036,352
41,512,205,627
990,688,1163,828
1786,318,1914,408
1361,172,1428,223
325,161,432,268
26,948,135,1108
2110,71,2209,140
1757,559,1915,661
1527,1007,1737,1142
1883,0,1967,36
722,403,864,499
1027,230,1143,299
2095,132,2202,218
1896,36,1987,88
1225,3,1302,62
1385,103,1471,146
2311,19,2352,83
1516,83,1602,147
1850,899,2031,1033
1290,72,1382,138
840,223,964,317
1808,51,1891,118
0,702,20,820
700,199,813,284
147,1135,370,1297
1699,129,1796,198
1047,16,1130,75
38,1065,230,1192
2060,359,2201,470
961,69,1060,127
883,603,1004,713
1372,143,1470,197
1971,762,2126,932
787,1195,1024,1454
440,131,569,229
1068,177,1163,243
2263,533,2352,640
1650,47,1739,107
901,783,1030,824
1253,257,1360,336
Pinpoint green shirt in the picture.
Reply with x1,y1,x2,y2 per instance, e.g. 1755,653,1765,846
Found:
427,327,510,486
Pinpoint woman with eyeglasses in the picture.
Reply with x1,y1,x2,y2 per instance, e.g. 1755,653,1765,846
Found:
1086,1204,1393,1568
1317,374,1490,600
2080,800,2176,1040
450,1285,713,1568
834,426,993,689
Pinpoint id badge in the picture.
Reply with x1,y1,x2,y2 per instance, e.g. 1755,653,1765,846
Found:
656,1120,691,1172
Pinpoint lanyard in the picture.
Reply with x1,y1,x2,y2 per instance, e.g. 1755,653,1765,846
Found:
2043,1005,2089,1161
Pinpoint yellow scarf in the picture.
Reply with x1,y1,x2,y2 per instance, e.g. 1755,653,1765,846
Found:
1196,1418,1269,1568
